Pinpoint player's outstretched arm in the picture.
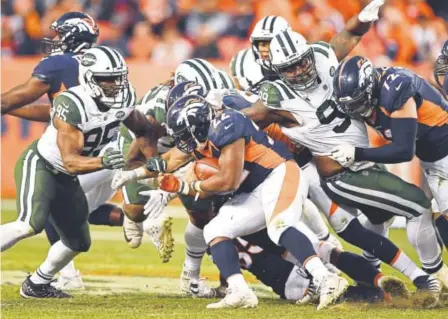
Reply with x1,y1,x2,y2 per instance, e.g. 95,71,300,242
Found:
6,103,51,122
123,109,160,159
1,77,50,115
330,0,385,61
354,98,418,163
55,117,104,174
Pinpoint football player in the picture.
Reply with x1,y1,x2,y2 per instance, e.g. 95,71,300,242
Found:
113,81,342,296
230,16,289,94
242,25,441,305
210,229,409,303
0,46,156,298
0,12,125,289
330,56,448,288
161,95,351,310
434,40,448,94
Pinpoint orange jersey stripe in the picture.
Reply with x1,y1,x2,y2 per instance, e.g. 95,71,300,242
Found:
245,138,286,169
269,161,300,223
263,123,304,155
417,100,448,127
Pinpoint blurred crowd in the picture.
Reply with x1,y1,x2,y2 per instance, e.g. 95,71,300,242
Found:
1,0,447,75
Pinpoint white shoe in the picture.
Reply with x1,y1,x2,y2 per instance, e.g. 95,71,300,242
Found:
51,271,85,290
327,234,343,250
316,274,349,311
206,286,258,309
433,264,448,291
143,214,174,263
123,215,143,249
180,263,200,293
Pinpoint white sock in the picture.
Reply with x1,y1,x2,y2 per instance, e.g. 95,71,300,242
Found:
184,222,207,270
227,273,249,289
391,250,426,281
59,261,77,278
0,221,35,252
406,211,442,273
303,256,330,283
30,241,79,285
301,199,329,240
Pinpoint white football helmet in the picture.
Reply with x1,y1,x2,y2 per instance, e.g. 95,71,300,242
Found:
174,58,223,92
250,16,290,67
269,29,318,90
79,46,130,109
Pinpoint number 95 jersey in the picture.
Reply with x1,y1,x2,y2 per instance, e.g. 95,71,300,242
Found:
259,42,371,171
37,85,137,174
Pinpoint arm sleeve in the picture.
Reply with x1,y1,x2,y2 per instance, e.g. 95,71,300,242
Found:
354,118,417,163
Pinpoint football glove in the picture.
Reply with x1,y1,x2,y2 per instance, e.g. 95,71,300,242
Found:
146,157,167,173
139,189,175,218
159,174,190,195
358,0,385,22
329,144,356,167
102,148,125,170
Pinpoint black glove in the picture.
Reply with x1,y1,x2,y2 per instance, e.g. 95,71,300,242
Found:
145,157,167,172
102,148,125,170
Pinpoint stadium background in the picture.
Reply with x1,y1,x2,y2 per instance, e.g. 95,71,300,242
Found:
1,0,447,200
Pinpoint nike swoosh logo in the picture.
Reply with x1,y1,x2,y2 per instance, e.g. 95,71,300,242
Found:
123,228,132,243
224,124,233,130
395,82,403,91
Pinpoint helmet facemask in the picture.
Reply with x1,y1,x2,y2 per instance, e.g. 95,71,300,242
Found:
272,48,318,90
251,38,273,69
434,54,448,89
337,72,377,121
41,15,98,55
85,70,129,110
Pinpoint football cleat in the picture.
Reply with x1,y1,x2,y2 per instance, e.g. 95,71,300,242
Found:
377,276,410,299
316,274,349,311
20,276,72,299
432,264,448,291
413,275,441,308
189,278,226,298
180,263,200,294
144,215,174,263
123,215,143,249
51,270,85,290
206,286,258,309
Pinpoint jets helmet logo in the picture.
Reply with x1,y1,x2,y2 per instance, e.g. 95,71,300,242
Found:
81,53,97,67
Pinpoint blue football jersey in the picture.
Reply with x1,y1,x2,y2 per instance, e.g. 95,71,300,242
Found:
32,53,81,102
236,230,294,299
194,108,294,193
374,67,448,162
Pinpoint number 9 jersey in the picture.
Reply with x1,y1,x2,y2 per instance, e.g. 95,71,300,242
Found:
37,84,137,174
259,42,372,171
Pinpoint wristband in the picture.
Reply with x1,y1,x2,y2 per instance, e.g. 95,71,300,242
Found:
178,181,190,195
191,181,203,193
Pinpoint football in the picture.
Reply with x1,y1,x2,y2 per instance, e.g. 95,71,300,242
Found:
193,157,220,180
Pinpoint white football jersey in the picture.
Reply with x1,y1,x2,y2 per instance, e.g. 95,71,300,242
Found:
38,85,136,174
260,42,372,171
230,48,277,93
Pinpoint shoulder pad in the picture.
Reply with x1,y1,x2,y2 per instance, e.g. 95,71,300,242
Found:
379,68,416,113
311,41,332,58
32,54,78,84
259,81,297,109
209,110,246,148
52,90,88,128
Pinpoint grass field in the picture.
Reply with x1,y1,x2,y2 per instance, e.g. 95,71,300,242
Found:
1,203,448,319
